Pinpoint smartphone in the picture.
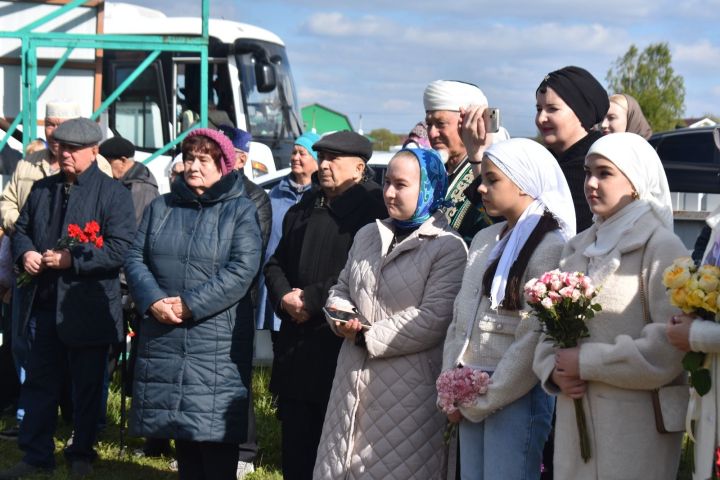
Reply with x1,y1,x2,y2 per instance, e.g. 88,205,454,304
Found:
323,307,371,329
484,107,501,133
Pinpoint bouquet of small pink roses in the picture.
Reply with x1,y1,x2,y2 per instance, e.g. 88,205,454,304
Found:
436,366,491,415
524,269,602,463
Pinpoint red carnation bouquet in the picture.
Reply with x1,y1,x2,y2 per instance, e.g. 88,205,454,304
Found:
17,220,104,287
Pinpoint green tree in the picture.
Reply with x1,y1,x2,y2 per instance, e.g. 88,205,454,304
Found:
369,128,402,151
606,42,685,133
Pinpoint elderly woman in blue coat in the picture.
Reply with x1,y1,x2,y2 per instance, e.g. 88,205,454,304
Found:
125,128,262,479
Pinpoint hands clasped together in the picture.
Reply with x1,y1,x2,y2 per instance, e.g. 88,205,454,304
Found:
23,249,72,274
150,297,192,325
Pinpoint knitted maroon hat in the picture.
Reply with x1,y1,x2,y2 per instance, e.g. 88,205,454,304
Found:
184,127,237,175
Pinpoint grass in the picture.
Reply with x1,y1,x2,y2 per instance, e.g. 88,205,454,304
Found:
0,367,282,479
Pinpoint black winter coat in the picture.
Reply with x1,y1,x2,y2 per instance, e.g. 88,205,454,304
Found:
264,181,387,404
553,130,603,233
11,162,136,346
125,171,262,444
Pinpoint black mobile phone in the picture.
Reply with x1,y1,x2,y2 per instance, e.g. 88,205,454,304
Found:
323,307,371,329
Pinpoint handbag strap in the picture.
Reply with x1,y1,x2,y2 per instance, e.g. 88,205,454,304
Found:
638,244,650,325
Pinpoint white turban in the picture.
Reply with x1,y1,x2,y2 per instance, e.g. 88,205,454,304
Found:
46,101,81,119
483,138,576,309
586,132,673,229
423,80,487,112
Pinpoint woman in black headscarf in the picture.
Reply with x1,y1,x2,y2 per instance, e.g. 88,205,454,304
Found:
536,66,609,232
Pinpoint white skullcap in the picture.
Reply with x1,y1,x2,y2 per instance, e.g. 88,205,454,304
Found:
45,101,81,119
423,80,488,112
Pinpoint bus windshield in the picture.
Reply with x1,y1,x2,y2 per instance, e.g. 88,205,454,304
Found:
235,40,301,144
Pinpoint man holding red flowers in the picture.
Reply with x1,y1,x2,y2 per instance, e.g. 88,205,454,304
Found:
0,118,135,479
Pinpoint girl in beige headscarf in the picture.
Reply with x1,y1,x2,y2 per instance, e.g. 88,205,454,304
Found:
601,93,653,139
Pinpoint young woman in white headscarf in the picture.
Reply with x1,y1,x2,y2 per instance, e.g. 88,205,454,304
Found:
533,132,687,480
440,138,576,480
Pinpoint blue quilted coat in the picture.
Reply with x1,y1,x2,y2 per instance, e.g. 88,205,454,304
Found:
125,171,262,443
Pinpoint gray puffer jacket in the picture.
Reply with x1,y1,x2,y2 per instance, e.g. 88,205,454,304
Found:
125,171,262,443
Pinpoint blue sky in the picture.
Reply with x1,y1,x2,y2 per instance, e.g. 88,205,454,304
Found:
129,0,720,138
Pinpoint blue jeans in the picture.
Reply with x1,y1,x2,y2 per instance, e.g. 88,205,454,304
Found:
459,382,554,480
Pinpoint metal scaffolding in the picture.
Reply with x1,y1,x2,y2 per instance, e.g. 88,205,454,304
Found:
0,0,210,163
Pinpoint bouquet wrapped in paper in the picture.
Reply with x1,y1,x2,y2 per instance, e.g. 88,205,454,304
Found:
524,269,602,463
662,257,720,396
436,366,491,415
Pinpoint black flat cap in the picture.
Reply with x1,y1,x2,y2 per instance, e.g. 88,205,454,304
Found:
99,136,135,159
53,118,103,147
313,131,372,162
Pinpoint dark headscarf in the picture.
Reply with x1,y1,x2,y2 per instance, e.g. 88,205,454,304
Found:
537,66,609,131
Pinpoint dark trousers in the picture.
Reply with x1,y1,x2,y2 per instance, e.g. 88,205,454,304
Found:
175,440,239,480
0,302,20,411
237,389,257,462
278,396,327,480
18,308,108,468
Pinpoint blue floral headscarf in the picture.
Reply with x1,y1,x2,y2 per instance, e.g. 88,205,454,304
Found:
392,148,451,229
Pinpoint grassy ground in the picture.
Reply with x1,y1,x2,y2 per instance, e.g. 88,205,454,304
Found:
0,367,282,479
0,366,699,479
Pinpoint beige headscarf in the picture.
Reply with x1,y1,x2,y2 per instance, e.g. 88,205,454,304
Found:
610,94,653,140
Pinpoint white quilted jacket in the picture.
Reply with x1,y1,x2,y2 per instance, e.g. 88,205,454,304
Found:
313,212,467,480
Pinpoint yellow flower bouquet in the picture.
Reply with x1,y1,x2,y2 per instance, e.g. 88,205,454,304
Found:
663,257,720,395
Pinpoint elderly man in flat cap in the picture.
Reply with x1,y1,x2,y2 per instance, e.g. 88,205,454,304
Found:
0,118,135,479
264,130,387,480
0,102,114,443
423,80,509,244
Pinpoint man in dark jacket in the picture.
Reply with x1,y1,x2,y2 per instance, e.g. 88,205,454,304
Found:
99,136,159,226
0,118,135,479
264,130,387,480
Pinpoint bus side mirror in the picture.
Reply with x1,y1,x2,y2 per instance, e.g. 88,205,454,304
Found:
255,61,276,93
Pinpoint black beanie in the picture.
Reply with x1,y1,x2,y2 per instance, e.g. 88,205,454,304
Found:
99,136,135,160
537,66,609,131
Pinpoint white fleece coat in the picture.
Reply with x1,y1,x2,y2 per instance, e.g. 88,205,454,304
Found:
533,213,687,480
313,212,467,480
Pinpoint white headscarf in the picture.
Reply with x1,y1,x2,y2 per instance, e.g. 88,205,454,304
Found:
423,80,487,112
582,132,673,283
483,138,576,309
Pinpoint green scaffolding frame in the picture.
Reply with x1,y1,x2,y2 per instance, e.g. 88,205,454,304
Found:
0,0,210,164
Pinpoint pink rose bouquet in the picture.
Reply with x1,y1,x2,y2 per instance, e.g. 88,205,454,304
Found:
524,269,601,463
436,366,491,415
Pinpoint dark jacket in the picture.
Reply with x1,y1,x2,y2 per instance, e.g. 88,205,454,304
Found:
11,162,136,346
125,171,262,443
264,180,387,404
120,162,159,227
553,130,603,233
242,175,272,252
242,174,272,308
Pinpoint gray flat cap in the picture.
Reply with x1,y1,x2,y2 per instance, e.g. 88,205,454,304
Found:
53,118,103,147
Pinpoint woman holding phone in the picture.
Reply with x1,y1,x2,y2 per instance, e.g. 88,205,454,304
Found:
313,148,467,479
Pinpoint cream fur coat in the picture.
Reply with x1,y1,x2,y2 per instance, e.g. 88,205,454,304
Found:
533,213,687,480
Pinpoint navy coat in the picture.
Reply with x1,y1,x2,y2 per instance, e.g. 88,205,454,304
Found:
125,171,262,444
11,162,135,346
